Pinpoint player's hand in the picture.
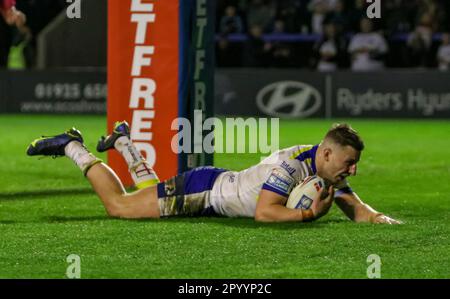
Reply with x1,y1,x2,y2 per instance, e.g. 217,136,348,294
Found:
372,214,403,225
310,185,334,219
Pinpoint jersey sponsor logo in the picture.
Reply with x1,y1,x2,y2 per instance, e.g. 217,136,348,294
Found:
266,170,295,194
256,81,322,118
281,161,296,175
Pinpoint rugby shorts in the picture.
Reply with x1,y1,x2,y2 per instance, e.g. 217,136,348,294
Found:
156,166,227,217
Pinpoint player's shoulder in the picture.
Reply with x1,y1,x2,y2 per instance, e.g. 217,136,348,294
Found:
262,145,316,175
263,144,313,161
285,144,316,160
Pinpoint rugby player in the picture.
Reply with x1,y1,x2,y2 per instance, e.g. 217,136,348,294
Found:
27,122,401,224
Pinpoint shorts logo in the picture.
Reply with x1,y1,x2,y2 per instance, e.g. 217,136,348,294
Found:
164,179,176,196
295,195,313,209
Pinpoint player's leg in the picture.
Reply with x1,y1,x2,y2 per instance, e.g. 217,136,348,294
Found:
85,162,160,219
93,120,162,217
26,128,160,219
95,123,229,218
97,121,159,190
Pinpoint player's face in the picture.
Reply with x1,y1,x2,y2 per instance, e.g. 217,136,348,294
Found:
323,145,360,185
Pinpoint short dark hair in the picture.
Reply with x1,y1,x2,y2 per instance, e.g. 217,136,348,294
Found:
324,123,364,151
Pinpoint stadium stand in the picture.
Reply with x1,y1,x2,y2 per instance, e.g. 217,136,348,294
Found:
215,0,450,69
2,0,449,71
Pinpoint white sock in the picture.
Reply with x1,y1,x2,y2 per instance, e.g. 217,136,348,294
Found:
114,136,159,189
65,141,101,175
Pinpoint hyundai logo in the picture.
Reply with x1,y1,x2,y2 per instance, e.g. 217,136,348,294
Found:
256,81,322,118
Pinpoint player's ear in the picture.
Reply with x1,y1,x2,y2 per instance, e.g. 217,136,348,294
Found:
323,147,332,162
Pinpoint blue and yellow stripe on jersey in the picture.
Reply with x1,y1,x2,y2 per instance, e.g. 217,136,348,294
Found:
290,145,319,174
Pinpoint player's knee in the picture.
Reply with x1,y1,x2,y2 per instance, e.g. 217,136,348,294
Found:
104,199,126,218
105,203,122,218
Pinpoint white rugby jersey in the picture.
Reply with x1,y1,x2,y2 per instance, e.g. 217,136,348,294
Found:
210,145,352,218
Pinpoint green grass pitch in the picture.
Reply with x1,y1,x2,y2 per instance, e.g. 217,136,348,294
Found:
0,114,449,278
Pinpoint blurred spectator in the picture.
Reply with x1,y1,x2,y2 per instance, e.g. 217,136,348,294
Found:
242,25,271,67
308,0,330,34
437,33,450,71
323,0,339,10
271,18,286,34
0,0,29,68
441,0,450,31
347,0,367,33
415,0,446,32
0,8,12,67
313,21,348,71
15,0,66,68
216,35,242,67
1,0,26,27
276,0,301,33
219,5,244,34
348,18,388,71
383,0,415,35
407,12,435,68
311,0,339,12
246,0,276,33
324,0,350,34
267,19,293,67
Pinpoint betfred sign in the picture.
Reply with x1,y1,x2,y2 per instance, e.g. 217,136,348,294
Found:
108,0,215,185
108,0,179,184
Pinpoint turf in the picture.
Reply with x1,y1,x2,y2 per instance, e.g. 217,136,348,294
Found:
0,114,449,278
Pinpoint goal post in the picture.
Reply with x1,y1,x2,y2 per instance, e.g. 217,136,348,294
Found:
107,0,215,185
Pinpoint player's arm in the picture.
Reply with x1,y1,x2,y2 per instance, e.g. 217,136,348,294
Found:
255,190,307,222
335,191,402,224
255,167,335,222
255,187,334,223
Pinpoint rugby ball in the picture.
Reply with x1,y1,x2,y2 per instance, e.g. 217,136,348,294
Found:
286,176,326,209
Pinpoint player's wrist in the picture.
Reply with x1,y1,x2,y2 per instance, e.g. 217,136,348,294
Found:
301,209,314,222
